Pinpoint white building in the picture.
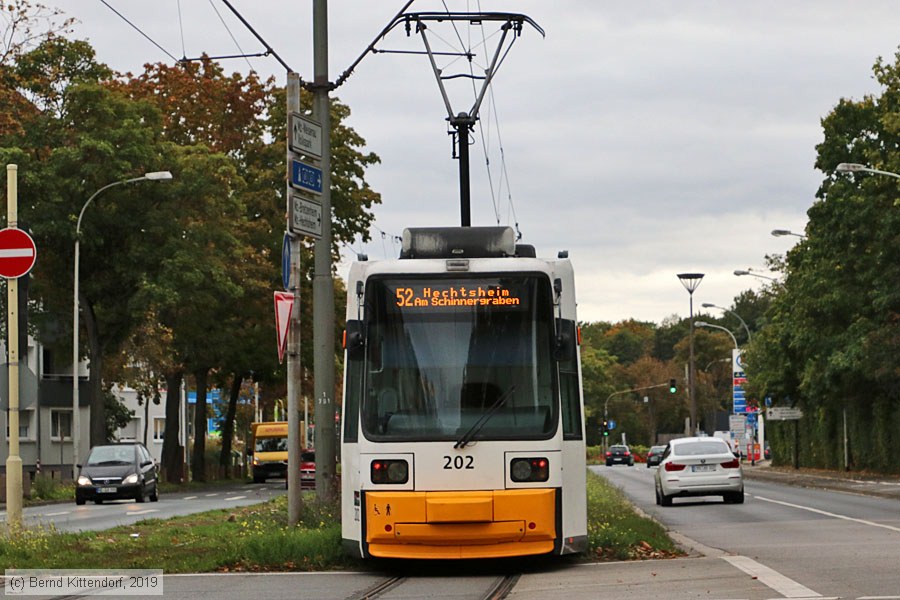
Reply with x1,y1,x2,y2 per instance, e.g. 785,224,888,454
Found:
1,335,181,481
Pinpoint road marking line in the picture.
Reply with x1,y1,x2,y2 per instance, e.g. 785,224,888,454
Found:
184,496,197,500
858,597,900,599
43,511,70,517
755,495,900,533
224,496,246,501
205,493,219,497
723,555,820,598
126,509,158,516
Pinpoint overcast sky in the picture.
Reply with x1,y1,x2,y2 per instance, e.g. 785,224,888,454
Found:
59,1,899,325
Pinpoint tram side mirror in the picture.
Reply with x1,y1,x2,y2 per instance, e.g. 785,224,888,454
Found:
345,320,365,360
554,318,576,362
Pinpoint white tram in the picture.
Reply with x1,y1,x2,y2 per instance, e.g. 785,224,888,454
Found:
340,227,587,559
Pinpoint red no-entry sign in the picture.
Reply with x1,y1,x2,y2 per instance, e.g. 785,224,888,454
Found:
0,228,37,279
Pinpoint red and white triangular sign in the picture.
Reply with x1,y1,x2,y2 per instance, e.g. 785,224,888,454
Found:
274,291,295,364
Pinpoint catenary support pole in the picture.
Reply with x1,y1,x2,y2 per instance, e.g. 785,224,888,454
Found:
312,0,336,500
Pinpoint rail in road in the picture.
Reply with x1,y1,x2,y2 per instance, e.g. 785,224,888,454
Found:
347,574,519,600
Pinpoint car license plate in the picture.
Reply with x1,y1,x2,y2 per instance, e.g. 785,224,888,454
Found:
98,487,116,493
692,465,715,473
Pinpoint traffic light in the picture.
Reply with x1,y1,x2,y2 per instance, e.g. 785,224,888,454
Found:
669,378,677,393
602,419,609,436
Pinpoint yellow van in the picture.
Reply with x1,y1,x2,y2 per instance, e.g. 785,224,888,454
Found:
250,422,288,483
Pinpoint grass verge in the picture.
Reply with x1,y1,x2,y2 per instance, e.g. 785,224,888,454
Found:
4,472,681,571
586,470,682,561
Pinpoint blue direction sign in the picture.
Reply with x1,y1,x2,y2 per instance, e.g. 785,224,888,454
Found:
291,159,323,195
607,419,616,430
281,233,291,290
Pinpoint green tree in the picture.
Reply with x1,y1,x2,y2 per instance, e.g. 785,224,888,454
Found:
1,37,169,447
746,49,900,472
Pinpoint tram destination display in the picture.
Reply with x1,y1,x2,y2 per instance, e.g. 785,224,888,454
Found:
386,280,530,311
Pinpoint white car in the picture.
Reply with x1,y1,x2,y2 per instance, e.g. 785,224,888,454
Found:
654,437,744,506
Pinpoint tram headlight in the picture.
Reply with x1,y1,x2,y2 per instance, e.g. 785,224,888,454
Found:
510,457,549,483
371,459,409,484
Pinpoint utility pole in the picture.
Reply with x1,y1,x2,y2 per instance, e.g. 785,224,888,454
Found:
312,0,336,499
286,72,303,526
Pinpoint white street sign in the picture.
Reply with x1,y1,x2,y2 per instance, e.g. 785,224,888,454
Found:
766,407,803,420
729,414,746,434
290,194,322,239
290,113,322,158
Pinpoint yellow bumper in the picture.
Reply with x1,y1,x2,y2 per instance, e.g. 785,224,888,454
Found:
365,489,556,559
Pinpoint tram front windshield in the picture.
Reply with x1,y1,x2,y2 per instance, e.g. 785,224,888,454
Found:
361,276,557,442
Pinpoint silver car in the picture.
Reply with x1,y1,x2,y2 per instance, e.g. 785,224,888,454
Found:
654,437,744,506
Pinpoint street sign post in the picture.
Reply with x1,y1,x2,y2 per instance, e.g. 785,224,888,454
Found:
0,227,36,279
290,113,323,159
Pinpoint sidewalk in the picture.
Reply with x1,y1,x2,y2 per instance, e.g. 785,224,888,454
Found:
743,461,900,500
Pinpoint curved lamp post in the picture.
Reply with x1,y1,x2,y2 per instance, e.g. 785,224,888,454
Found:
73,171,172,476
694,320,738,349
836,163,900,179
677,273,704,435
734,269,778,282
701,303,751,343
771,229,807,240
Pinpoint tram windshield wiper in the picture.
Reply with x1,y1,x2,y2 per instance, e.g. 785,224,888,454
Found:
454,385,516,449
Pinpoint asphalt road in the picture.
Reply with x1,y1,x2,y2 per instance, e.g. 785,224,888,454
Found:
1,481,287,532
4,467,899,599
596,463,900,599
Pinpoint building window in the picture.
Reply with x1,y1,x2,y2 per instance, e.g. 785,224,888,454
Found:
6,408,35,440
153,417,165,443
51,410,73,441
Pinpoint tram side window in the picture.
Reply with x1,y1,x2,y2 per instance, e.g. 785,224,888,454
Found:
558,353,582,440
343,349,362,444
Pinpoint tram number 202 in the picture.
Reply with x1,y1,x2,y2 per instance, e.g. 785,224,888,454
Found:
443,455,474,470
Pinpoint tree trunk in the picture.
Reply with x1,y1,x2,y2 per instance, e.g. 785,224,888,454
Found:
219,374,242,471
161,370,184,483
82,300,107,446
191,368,209,482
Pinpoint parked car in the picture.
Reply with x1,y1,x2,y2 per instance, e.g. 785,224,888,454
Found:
654,437,743,506
75,442,159,505
299,451,316,489
646,445,667,468
605,444,634,466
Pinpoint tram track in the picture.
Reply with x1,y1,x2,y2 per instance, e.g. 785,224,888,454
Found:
347,573,520,600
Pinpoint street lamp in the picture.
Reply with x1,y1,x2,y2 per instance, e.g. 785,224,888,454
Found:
835,163,900,179
72,171,172,476
771,229,807,239
734,269,778,282
694,320,738,349
701,303,751,342
677,272,704,435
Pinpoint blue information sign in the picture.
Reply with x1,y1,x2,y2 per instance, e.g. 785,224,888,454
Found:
291,159,323,195
607,419,616,430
